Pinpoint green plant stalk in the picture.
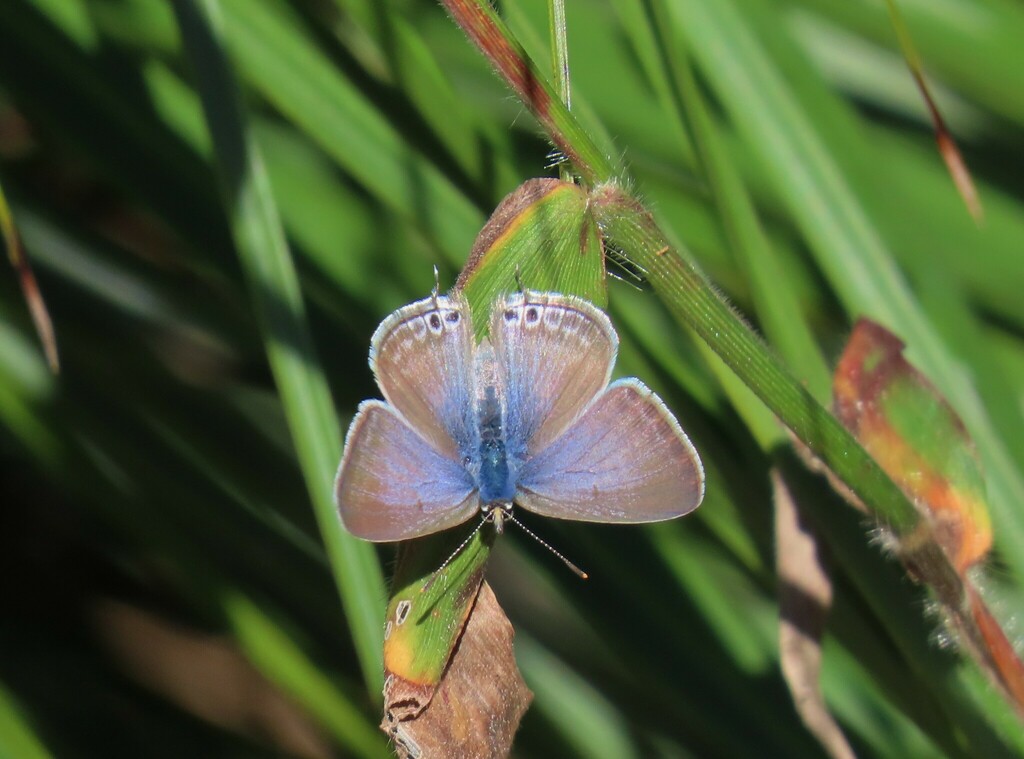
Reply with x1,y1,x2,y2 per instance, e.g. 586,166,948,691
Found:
590,186,917,532
669,0,1024,583
599,183,1020,747
439,0,615,184
547,0,570,110
605,6,1022,729
635,0,832,398
598,196,1021,750
547,0,571,183
174,0,386,694
440,0,920,535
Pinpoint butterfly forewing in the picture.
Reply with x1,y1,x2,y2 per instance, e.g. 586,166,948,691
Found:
491,291,617,457
370,294,477,460
336,401,480,541
515,379,704,523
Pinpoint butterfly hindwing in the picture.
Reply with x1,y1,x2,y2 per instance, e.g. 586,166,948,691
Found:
336,401,480,541
515,379,704,523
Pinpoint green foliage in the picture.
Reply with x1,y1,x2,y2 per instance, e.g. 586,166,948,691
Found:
0,0,1023,756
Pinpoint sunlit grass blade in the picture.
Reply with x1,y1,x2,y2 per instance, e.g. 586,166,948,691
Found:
881,0,981,222
0,681,53,759
223,593,389,758
670,0,1024,586
517,635,638,759
217,0,484,263
328,0,520,191
173,0,386,694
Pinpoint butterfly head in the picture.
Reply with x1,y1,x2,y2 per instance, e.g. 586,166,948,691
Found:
481,502,513,535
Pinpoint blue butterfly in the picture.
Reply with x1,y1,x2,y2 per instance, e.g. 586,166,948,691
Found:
335,290,704,541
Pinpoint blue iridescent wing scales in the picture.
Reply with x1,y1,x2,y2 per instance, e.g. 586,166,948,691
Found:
516,379,704,522
336,401,479,541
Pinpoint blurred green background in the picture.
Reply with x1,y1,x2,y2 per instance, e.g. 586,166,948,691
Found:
2,0,1024,756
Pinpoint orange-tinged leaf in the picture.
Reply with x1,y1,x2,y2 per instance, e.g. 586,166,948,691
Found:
382,583,532,759
967,585,1024,716
834,319,991,572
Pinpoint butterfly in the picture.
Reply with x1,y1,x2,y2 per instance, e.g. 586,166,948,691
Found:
334,289,704,542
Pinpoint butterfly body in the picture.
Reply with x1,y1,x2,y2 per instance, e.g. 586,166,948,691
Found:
335,290,704,542
475,379,517,505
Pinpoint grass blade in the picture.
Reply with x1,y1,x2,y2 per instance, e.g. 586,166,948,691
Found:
173,0,386,695
671,0,1024,585
0,173,58,373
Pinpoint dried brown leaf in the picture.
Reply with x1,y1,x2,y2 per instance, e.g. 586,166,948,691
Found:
774,469,857,759
382,582,532,759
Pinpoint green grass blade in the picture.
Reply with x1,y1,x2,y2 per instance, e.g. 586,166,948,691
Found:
517,635,639,759
624,0,832,398
329,0,520,191
0,681,53,759
173,0,386,695
218,0,484,263
671,0,1024,584
223,593,389,758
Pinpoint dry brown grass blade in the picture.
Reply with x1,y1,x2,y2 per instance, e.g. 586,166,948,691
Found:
1,187,59,373
884,0,983,223
92,599,330,758
774,469,858,759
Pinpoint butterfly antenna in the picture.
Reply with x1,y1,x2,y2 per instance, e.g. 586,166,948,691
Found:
514,265,525,294
431,265,441,301
421,517,487,594
507,513,588,579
